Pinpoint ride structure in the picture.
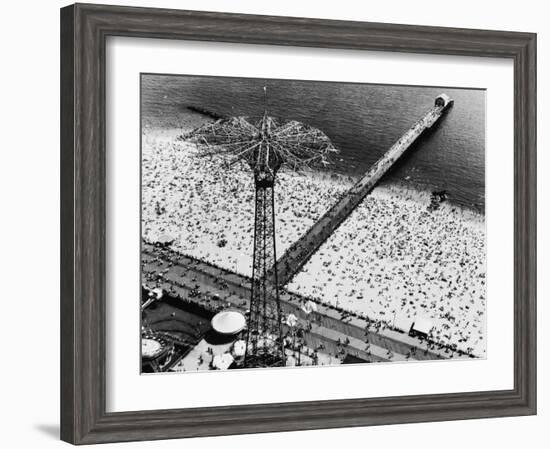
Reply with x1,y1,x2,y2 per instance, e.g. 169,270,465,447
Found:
184,88,337,367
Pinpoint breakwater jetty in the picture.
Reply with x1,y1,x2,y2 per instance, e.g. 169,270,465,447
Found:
276,94,454,286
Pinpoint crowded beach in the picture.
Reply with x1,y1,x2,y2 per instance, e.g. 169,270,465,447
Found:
142,115,486,359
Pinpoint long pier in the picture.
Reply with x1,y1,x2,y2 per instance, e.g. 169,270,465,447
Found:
276,94,454,286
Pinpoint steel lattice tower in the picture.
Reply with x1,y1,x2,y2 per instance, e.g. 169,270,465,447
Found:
243,114,285,368
184,87,336,368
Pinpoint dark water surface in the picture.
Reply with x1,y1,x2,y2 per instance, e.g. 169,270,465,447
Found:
142,74,485,211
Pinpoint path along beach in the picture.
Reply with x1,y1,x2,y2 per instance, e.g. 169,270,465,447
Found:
142,120,486,358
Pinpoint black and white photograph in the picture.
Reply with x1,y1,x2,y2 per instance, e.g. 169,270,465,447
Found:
1,0,543,447
140,74,486,373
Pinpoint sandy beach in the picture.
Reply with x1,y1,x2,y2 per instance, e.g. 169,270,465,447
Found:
142,123,486,357
142,127,350,275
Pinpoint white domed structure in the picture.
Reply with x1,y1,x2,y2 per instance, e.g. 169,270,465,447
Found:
211,310,246,335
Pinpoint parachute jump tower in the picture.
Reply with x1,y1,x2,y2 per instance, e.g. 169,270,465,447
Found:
184,87,337,367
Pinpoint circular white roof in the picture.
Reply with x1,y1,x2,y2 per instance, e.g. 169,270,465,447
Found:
142,338,163,358
211,310,246,335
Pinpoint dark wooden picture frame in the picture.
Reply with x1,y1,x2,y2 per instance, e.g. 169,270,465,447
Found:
60,3,536,444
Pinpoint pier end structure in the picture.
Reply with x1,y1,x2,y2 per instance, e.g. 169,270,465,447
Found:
276,94,454,287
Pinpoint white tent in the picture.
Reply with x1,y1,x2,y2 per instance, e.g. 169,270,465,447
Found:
412,317,434,335
212,353,235,370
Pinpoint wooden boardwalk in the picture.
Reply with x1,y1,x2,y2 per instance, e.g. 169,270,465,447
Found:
142,241,470,363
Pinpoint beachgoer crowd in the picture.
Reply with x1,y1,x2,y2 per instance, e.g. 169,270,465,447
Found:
142,125,486,358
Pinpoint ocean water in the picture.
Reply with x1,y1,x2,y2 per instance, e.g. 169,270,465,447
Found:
142,74,485,211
